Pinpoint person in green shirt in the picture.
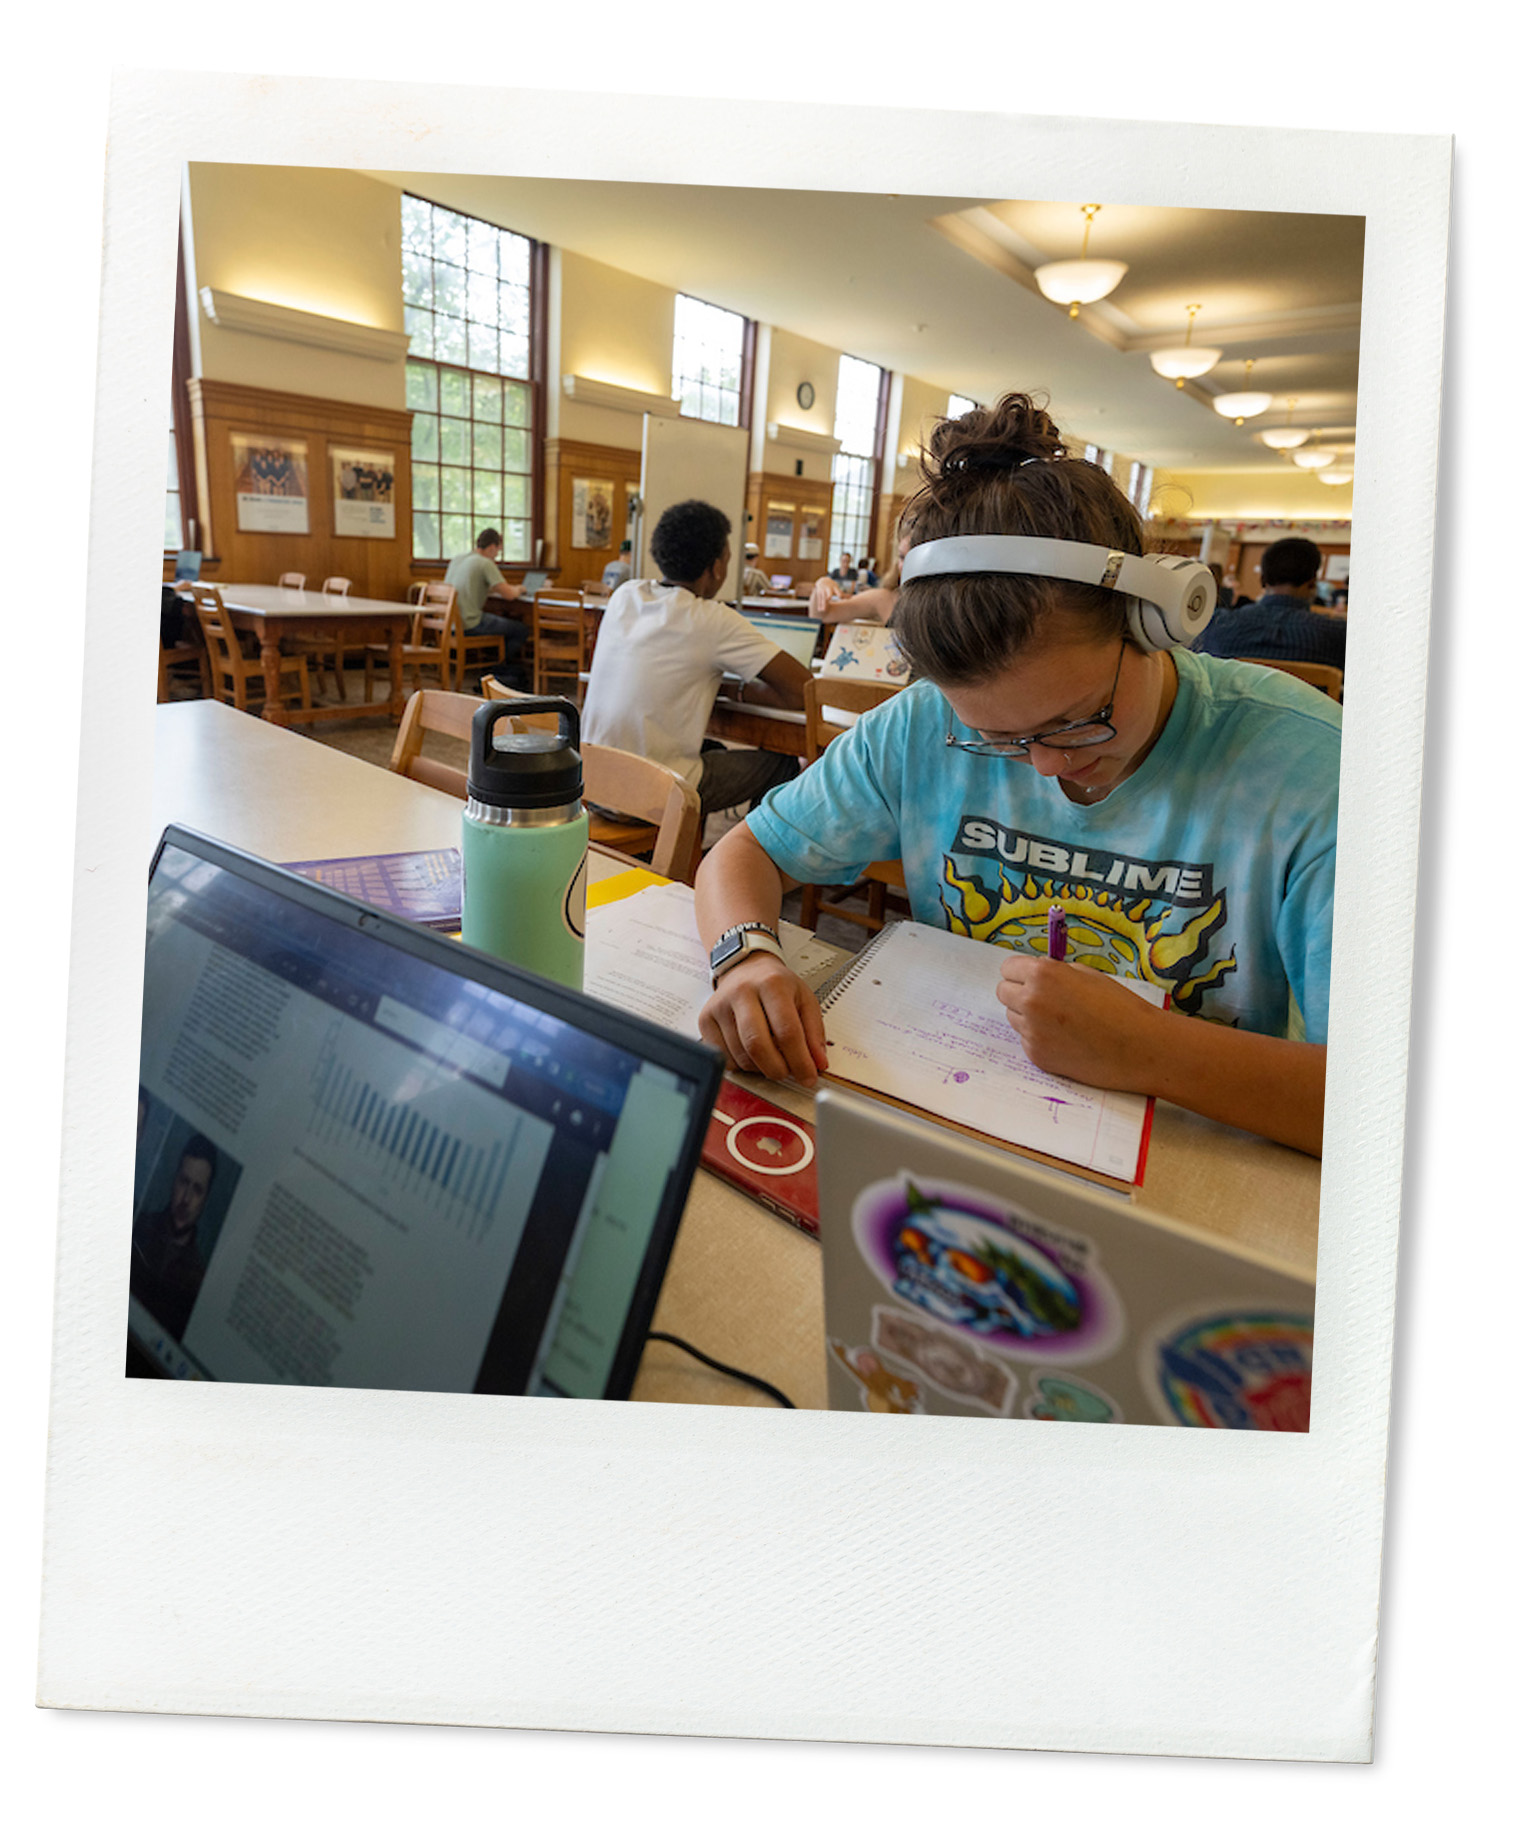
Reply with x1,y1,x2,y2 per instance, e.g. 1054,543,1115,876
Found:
443,528,530,686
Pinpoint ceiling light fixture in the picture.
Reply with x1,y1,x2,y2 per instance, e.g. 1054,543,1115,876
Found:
1212,358,1273,424
1293,440,1338,470
1259,398,1310,450
1148,304,1222,386
1317,467,1354,486
1034,204,1128,319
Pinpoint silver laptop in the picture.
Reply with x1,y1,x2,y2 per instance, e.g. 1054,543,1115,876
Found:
816,1087,1315,1429
734,610,824,671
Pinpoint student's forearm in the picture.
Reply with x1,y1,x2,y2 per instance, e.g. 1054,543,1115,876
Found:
694,824,798,948
1142,1019,1327,1156
741,674,804,711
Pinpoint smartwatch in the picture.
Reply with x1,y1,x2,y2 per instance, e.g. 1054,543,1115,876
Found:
709,921,785,983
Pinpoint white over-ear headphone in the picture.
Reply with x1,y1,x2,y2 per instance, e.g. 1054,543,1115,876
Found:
899,535,1216,652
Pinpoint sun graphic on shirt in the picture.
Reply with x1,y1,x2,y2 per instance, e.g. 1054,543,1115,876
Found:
939,857,1236,1016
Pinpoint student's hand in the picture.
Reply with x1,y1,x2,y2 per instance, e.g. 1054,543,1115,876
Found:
808,577,842,619
995,955,1166,1091
698,954,830,1087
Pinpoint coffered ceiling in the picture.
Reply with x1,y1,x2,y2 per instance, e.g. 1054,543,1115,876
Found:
361,169,1362,478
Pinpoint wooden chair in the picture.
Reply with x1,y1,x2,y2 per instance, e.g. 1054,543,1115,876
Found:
471,681,703,885
158,607,211,703
798,675,909,933
363,603,452,702
406,581,427,606
292,576,357,701
1237,656,1344,702
190,584,311,715
532,591,589,699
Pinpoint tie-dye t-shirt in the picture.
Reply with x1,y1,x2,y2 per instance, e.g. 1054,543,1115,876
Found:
746,648,1339,1043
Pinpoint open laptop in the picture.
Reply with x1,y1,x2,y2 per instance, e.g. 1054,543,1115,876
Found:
734,610,824,672
173,550,202,582
816,1087,1315,1429
516,568,551,598
128,826,721,1398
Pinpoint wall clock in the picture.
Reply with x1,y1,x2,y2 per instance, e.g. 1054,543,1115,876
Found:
796,381,815,410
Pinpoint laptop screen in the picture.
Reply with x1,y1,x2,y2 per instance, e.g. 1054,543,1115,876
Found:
734,611,823,671
518,569,550,596
129,830,720,1399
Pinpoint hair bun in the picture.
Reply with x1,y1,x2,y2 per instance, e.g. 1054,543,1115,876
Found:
925,392,1067,478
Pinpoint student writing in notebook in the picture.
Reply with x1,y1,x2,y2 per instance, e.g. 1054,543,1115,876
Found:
695,394,1339,1156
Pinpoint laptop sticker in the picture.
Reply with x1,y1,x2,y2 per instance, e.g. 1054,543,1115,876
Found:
851,1174,1124,1364
1021,1372,1123,1424
829,1338,925,1414
870,1305,1018,1415
1142,1307,1314,1431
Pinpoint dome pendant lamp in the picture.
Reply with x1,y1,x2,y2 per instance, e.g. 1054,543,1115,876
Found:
1212,358,1272,424
1149,304,1222,387
1034,204,1128,319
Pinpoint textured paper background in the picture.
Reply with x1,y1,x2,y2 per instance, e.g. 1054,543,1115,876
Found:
7,11,1502,1814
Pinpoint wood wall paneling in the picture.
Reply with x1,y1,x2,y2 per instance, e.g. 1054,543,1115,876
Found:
748,473,834,589
181,379,416,600
547,439,643,588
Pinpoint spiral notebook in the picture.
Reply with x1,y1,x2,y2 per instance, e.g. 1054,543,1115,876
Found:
818,921,1163,1189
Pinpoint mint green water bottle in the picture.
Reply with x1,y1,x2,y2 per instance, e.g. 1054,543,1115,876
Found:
460,698,588,991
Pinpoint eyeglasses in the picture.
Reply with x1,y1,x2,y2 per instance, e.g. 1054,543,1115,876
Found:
944,644,1126,759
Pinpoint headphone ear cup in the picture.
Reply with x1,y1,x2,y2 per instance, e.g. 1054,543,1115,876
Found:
1126,597,1169,652
1146,556,1217,647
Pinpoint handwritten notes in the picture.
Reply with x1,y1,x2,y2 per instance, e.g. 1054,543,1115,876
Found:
820,921,1163,1182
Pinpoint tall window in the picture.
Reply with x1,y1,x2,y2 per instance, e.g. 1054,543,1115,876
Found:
830,354,885,570
165,424,184,551
947,393,978,419
673,293,747,426
402,194,537,563
1128,461,1154,517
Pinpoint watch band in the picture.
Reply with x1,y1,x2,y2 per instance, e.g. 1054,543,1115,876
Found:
709,921,784,983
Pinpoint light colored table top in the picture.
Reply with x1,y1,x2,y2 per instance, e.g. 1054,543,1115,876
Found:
209,583,415,621
151,699,1319,1409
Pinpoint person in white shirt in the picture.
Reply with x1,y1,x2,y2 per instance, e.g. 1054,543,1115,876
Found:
741,542,772,595
582,500,810,817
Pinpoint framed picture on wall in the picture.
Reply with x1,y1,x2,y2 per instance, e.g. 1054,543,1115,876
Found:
797,508,825,563
764,503,794,560
571,477,615,549
231,433,310,535
331,446,396,539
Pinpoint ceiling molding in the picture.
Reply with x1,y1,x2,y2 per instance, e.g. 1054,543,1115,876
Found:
927,212,1127,351
561,373,682,416
198,288,409,362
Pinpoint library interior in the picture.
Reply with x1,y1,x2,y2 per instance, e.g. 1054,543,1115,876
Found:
138,162,1359,1425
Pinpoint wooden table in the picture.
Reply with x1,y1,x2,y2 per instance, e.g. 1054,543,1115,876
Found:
205,583,415,728
705,693,808,756
151,700,1320,1409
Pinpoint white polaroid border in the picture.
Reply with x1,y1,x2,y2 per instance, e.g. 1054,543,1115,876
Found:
38,71,1449,1761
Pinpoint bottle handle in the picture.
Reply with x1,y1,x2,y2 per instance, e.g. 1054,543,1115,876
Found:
473,695,580,750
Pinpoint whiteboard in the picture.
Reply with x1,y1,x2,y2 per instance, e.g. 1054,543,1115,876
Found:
638,415,751,603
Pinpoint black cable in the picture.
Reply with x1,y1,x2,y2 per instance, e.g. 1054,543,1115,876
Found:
645,1331,796,1408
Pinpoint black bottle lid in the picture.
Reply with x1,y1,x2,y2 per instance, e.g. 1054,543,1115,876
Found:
467,698,583,810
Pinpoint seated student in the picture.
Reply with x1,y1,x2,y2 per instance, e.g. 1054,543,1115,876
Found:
581,499,810,818
601,540,634,592
444,527,530,688
694,394,1340,1157
1194,537,1347,672
741,543,772,595
809,532,906,625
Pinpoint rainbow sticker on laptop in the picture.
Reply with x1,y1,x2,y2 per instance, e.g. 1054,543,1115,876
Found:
1144,1308,1313,1430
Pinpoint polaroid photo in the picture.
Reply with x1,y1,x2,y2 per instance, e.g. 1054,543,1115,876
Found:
37,69,1448,1762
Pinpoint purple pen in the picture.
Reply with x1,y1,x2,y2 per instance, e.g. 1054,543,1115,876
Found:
1047,903,1067,962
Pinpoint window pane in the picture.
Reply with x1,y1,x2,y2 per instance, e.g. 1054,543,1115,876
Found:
499,333,529,379
440,418,470,465
412,416,438,462
412,463,440,510
474,422,501,468
433,261,466,317
473,473,502,517
413,510,440,560
503,474,528,519
468,217,498,277
504,380,531,427
165,493,183,551
441,465,470,511
404,305,434,359
439,368,469,416
467,269,498,324
468,324,500,373
442,513,472,556
402,195,432,258
406,362,438,412
500,520,529,562
474,374,503,422
503,427,528,472
402,250,433,309
435,314,468,364
435,210,469,268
